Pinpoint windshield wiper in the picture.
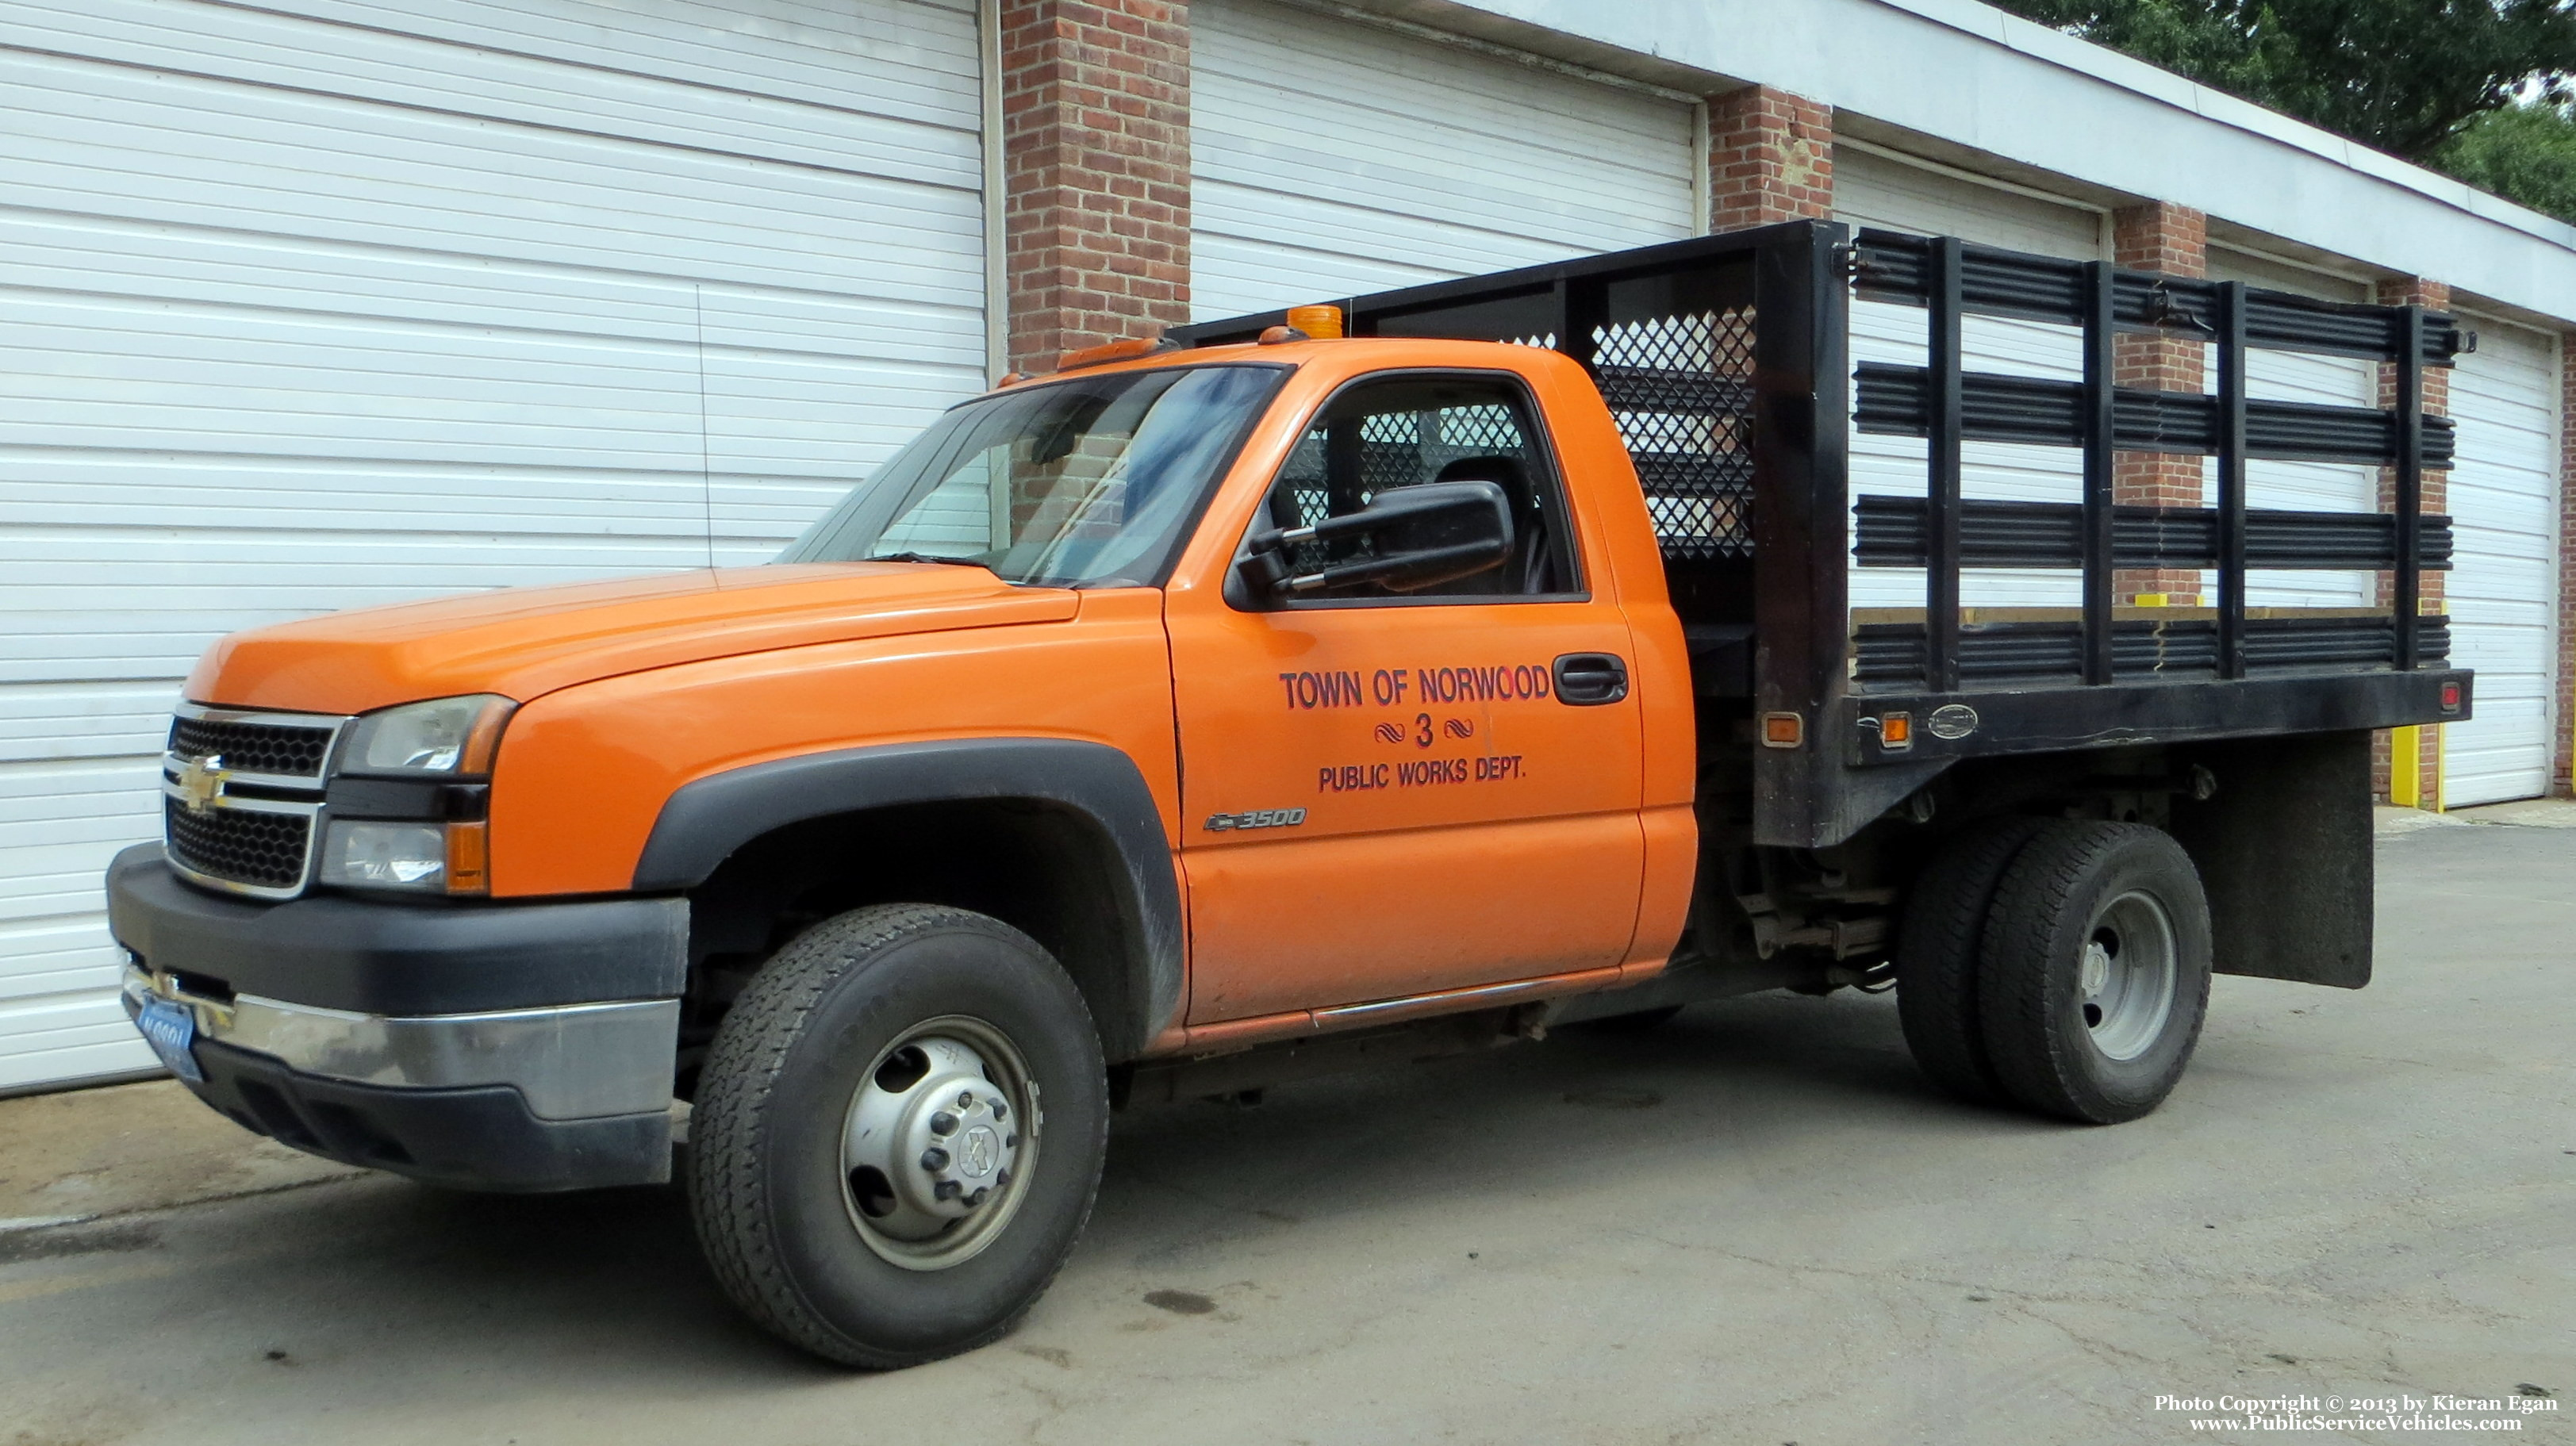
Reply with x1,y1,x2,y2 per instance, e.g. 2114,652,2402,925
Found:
869,550,992,567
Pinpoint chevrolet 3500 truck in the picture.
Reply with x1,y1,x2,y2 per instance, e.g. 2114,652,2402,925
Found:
108,221,2470,1367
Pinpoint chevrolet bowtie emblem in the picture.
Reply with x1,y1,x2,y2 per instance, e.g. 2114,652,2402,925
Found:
174,754,231,814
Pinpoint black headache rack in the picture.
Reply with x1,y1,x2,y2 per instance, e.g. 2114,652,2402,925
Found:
1170,220,2472,849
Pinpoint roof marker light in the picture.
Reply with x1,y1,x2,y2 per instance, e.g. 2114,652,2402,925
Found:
1055,335,1178,372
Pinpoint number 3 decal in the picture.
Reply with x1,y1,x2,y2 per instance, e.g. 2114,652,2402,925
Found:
1415,712,1434,748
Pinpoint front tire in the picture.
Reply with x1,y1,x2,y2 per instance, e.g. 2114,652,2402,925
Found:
687,904,1108,1367
1977,822,2213,1124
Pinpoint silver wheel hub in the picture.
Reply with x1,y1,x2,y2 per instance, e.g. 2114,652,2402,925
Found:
2078,890,2179,1062
839,1021,1036,1271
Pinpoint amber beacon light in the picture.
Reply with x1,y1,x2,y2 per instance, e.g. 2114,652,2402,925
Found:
1285,304,1344,338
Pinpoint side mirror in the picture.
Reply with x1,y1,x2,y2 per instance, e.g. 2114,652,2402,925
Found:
1238,480,1514,599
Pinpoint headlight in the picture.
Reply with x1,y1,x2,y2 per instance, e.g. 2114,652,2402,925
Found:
342,695,514,775
320,821,450,892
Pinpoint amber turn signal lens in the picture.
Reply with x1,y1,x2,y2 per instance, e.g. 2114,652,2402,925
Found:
1285,305,1344,339
1879,711,1913,749
445,820,490,895
1760,711,1804,749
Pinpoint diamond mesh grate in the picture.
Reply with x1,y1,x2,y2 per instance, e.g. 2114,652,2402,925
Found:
169,716,332,776
1592,307,1756,561
166,800,313,890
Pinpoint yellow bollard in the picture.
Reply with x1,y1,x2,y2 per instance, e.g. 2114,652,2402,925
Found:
2390,725,2421,808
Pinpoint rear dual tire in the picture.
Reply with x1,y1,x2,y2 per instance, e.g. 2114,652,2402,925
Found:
1896,819,2213,1124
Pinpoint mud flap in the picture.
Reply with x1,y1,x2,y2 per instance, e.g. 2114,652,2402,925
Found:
2167,730,2374,988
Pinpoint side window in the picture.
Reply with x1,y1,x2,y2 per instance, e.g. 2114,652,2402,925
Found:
1261,374,1580,600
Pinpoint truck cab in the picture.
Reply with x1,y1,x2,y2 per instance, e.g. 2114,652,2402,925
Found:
107,220,2468,1368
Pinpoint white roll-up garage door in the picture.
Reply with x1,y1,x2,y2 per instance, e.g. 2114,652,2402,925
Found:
1834,148,2106,610
1188,0,1699,320
2442,318,2559,806
1,0,989,1091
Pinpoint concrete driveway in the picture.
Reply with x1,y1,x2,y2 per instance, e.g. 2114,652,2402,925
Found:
4,818,2571,1446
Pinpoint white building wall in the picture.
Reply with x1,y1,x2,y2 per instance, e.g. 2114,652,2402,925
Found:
0,0,989,1091
1189,0,1699,320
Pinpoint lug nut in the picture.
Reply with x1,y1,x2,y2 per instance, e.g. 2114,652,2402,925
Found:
996,1168,1012,1187
969,1187,989,1206
935,1180,962,1201
929,1111,958,1136
991,1100,1008,1120
956,1091,975,1108
920,1148,950,1171
1005,1133,1019,1149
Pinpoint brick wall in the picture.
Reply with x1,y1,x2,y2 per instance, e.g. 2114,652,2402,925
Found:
1000,0,1192,374
1706,86,1833,228
2376,278,2452,807
2561,337,2576,795
2111,201,2209,602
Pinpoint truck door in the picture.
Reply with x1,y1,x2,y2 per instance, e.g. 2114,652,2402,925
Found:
1165,370,1646,1024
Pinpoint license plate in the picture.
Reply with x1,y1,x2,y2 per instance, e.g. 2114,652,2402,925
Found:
135,996,205,1084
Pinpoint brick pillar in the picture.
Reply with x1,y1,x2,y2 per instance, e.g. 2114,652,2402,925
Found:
2112,202,2209,603
1706,86,1833,229
2559,336,2576,796
2376,278,2453,807
1000,0,1191,374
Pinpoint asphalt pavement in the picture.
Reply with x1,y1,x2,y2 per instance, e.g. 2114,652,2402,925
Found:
3,815,2570,1445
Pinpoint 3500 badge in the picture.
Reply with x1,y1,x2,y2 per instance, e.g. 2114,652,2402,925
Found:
1204,807,1308,833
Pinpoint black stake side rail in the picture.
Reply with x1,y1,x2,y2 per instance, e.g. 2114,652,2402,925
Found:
1852,228,2462,703
1852,363,2457,468
1852,497,2455,570
1849,614,2451,685
1850,232,2472,362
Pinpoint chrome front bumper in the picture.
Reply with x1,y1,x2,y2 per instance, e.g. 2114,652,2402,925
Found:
122,966,678,1122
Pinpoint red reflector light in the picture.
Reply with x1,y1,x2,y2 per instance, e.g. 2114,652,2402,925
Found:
2440,680,2463,712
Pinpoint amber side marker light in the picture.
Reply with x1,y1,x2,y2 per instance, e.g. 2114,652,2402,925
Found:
1761,711,1805,750
446,820,490,895
1878,711,1914,750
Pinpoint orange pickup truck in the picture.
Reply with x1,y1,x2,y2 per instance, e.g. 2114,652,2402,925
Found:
108,221,2470,1367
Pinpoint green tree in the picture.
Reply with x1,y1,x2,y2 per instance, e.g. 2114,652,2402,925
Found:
2435,102,2576,218
1991,1,2576,159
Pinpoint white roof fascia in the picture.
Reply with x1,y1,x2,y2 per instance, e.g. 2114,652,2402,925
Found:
1424,0,2576,325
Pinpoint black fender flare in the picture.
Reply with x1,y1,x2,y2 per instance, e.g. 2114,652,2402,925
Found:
632,738,1181,1055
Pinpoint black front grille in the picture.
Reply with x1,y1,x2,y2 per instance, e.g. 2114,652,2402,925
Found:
166,800,313,890
169,716,332,777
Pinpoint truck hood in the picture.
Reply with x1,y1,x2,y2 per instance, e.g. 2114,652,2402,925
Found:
185,564,1084,715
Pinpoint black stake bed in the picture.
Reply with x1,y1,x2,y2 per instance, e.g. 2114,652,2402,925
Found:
1172,221,2473,848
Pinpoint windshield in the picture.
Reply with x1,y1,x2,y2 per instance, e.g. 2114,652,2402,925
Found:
777,363,1285,587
